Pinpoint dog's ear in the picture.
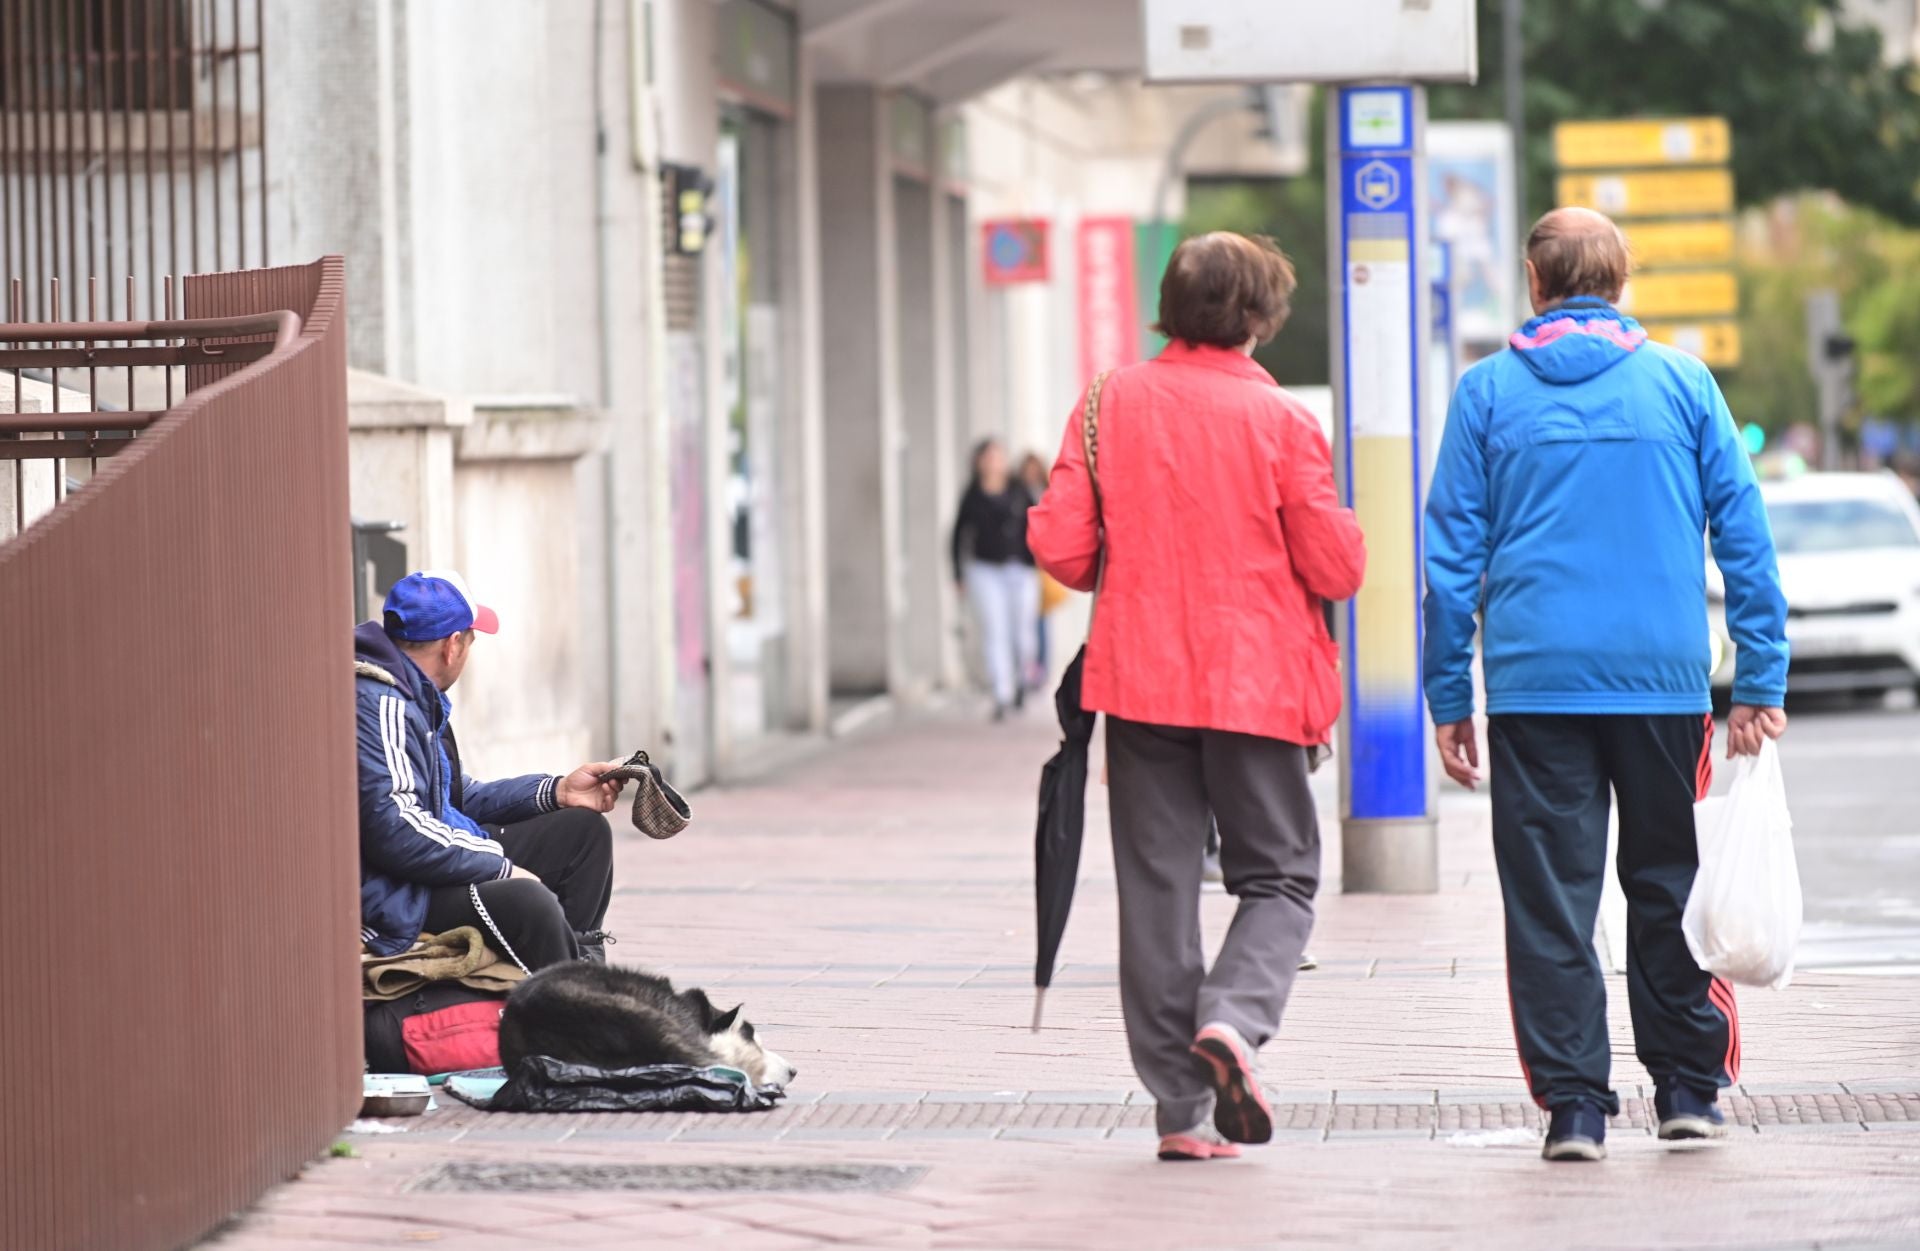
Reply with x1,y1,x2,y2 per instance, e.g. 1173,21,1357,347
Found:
710,1004,742,1034
680,987,720,1027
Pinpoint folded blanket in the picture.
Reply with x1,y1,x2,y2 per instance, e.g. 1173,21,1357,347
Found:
361,926,527,1002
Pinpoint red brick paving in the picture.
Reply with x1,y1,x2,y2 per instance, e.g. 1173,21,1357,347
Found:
201,711,1920,1249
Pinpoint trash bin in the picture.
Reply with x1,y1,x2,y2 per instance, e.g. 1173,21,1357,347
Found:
351,518,408,623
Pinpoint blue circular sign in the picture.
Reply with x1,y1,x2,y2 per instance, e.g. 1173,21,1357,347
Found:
988,225,1030,270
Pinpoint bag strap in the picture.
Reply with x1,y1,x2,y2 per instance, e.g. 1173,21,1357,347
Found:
1081,370,1108,514
1080,372,1111,636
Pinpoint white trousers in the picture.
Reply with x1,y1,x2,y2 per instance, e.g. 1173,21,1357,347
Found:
964,559,1039,707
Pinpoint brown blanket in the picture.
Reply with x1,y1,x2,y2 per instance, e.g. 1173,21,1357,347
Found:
361,926,527,1002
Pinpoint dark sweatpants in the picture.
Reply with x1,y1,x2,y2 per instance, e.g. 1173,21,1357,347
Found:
422,807,614,972
1490,713,1739,1115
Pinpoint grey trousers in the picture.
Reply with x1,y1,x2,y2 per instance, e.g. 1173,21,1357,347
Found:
1106,716,1321,1134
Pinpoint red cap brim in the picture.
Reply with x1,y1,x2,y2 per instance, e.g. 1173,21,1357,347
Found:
472,604,500,634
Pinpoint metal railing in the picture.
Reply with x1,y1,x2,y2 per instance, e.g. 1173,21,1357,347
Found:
1,0,269,324
0,256,359,1251
0,283,295,533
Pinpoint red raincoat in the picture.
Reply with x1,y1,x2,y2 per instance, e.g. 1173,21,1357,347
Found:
1027,342,1366,746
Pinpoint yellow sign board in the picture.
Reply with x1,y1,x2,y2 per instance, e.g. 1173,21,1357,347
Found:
1554,117,1731,169
1557,168,1734,218
1621,271,1739,319
1625,218,1735,268
1644,321,1742,368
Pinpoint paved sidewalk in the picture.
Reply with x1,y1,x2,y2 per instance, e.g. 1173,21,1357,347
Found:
207,711,1920,1250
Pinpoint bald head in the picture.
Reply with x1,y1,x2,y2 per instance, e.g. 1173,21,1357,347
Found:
1525,207,1631,313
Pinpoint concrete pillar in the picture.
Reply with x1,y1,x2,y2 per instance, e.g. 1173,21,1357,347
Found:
787,47,833,731
815,85,903,696
929,179,964,690
945,192,975,508
267,0,406,375
894,164,944,695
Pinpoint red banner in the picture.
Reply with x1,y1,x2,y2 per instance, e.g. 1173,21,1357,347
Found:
1077,217,1139,384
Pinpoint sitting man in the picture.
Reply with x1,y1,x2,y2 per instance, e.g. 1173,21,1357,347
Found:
355,570,625,969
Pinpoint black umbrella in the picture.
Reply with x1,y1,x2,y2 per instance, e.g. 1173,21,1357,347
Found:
1032,645,1097,1032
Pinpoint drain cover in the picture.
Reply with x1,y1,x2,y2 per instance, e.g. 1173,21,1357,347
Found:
413,1162,926,1194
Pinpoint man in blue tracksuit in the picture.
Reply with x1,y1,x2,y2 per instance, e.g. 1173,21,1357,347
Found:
355,570,626,969
1423,208,1790,1162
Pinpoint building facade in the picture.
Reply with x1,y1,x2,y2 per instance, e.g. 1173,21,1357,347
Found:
3,0,1305,786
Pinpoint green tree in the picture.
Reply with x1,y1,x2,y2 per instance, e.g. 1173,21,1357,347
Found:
1719,196,1920,433
1183,177,1331,387
1850,240,1920,421
1432,0,1920,225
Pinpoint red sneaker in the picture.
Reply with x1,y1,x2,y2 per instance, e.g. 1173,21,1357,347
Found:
1190,1023,1273,1145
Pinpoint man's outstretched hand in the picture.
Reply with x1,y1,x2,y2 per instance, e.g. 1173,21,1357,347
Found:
1726,705,1787,759
1435,719,1481,791
556,761,629,813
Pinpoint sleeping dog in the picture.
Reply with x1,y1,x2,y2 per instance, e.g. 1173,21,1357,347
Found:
498,961,796,1089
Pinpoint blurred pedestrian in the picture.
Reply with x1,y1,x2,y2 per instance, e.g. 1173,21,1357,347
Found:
1029,232,1365,1162
952,438,1039,720
1424,207,1790,1163
1021,451,1059,683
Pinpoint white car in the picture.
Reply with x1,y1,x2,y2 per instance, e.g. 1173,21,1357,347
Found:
1710,471,1920,703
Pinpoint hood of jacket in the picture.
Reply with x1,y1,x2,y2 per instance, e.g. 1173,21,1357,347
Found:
353,620,427,702
1508,297,1647,386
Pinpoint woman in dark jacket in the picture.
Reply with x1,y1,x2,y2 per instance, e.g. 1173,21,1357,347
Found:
952,438,1037,720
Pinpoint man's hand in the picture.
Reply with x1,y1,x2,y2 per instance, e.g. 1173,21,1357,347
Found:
556,761,628,813
1435,720,1481,790
1726,705,1787,758
509,864,542,883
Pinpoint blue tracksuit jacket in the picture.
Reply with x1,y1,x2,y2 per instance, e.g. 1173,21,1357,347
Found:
1423,298,1789,725
353,621,558,955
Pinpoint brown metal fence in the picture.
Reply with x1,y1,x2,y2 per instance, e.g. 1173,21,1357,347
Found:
0,255,359,1251
1,0,268,324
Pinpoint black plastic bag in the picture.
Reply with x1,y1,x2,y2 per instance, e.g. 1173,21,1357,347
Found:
451,1056,784,1113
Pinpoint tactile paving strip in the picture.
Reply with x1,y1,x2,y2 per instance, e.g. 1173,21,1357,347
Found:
362,1086,1920,1143
411,1162,927,1193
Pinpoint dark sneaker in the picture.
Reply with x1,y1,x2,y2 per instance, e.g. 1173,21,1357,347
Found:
1542,1102,1609,1162
1655,1084,1728,1141
1190,1023,1273,1145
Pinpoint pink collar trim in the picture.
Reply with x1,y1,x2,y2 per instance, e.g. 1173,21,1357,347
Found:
1510,317,1648,352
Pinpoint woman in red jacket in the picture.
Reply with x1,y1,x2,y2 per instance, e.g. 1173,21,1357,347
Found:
1028,232,1365,1162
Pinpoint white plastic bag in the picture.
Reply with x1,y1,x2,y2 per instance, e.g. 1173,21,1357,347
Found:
1683,738,1802,990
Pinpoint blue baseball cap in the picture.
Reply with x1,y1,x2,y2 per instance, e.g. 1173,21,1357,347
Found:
382,569,500,641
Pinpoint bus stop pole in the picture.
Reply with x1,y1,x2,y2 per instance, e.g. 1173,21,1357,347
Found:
1328,84,1441,893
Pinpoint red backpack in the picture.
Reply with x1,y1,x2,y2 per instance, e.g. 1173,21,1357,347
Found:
366,984,505,1076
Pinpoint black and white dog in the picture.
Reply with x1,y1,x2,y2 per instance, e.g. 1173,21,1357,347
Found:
498,962,796,1089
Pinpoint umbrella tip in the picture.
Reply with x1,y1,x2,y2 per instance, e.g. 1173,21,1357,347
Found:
1030,986,1047,1034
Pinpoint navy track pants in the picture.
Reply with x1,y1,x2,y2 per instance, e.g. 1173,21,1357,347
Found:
1489,713,1740,1115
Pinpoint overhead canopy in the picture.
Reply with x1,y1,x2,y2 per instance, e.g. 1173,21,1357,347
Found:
797,0,1144,103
